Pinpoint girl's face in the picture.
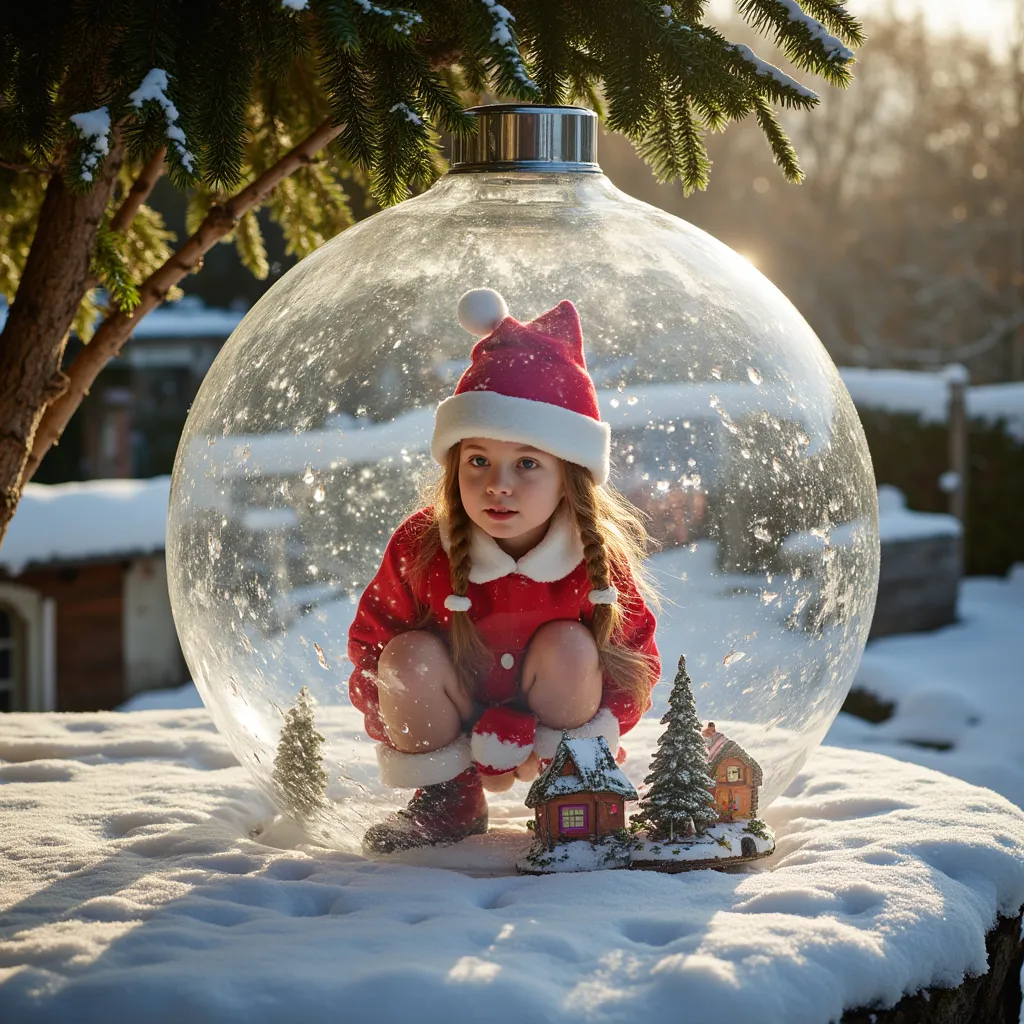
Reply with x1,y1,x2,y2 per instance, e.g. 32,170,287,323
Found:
457,438,565,558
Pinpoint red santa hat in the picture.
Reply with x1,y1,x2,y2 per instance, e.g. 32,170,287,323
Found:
431,289,611,485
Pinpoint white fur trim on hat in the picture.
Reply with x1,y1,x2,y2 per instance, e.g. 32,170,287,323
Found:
432,390,611,485
458,288,509,337
588,586,619,605
444,594,472,612
534,707,620,761
376,735,472,788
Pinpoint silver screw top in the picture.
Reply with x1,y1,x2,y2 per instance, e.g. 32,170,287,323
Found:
448,104,599,174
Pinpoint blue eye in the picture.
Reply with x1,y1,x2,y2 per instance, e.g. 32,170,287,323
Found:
519,458,538,470
468,455,488,467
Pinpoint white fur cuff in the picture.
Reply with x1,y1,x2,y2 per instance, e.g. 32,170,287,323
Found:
534,707,621,760
471,731,533,774
588,586,619,605
376,735,472,789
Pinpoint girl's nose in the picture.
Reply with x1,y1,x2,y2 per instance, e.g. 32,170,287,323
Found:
486,466,514,493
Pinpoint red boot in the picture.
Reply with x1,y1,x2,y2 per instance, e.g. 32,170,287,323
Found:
362,768,488,855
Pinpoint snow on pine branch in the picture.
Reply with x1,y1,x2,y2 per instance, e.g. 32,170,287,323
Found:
730,44,819,100
775,0,855,62
129,69,196,174
353,0,423,36
69,107,111,182
280,0,308,8
389,103,423,125
481,0,538,91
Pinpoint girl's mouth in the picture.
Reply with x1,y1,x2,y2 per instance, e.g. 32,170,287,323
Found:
485,508,517,521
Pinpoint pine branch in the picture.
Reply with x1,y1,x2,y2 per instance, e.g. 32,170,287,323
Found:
109,146,166,234
752,93,804,182
23,118,342,483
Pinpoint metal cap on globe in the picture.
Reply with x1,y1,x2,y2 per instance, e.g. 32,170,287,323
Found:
167,103,879,858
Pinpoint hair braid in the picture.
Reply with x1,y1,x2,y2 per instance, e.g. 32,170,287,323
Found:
440,447,493,696
562,462,660,709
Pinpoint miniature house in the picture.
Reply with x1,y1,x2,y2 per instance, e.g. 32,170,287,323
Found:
525,735,638,847
705,729,763,822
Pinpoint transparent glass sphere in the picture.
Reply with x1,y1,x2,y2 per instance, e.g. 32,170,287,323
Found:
167,166,879,853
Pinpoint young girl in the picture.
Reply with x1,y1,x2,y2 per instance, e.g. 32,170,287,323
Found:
348,289,661,854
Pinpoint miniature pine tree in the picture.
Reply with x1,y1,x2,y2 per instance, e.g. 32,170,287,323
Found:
636,656,718,842
272,686,328,820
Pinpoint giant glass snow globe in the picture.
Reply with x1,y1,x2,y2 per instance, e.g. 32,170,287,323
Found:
167,105,879,857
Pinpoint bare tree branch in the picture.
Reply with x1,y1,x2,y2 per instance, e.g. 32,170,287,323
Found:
23,119,342,483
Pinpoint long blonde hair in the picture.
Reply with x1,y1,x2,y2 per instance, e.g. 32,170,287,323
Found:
410,444,660,708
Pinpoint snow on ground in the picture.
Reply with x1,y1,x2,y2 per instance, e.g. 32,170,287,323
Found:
1,709,1022,1023
0,477,170,576
3,566,1022,1021
825,564,1024,808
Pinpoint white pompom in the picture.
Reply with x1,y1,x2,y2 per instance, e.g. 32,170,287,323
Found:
457,288,508,337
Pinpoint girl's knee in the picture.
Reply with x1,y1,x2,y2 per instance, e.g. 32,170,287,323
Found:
522,621,602,728
527,620,599,672
378,631,451,691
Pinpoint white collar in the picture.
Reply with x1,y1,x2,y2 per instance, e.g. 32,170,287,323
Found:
438,504,585,584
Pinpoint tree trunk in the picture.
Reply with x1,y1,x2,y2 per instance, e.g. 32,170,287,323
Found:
0,134,124,547
22,119,342,488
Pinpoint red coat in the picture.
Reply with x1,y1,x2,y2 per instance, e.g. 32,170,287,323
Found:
347,507,660,745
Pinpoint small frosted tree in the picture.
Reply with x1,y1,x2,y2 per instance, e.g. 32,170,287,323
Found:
272,686,328,819
636,656,718,841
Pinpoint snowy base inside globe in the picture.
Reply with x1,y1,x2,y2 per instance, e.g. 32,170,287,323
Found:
630,819,775,871
516,834,633,874
457,819,777,875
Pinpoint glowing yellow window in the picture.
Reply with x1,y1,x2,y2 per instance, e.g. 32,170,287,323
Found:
559,806,587,831
726,766,741,782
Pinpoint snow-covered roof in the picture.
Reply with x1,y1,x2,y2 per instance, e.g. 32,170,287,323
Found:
839,367,1024,441
0,476,170,576
706,732,764,786
779,487,960,561
199,380,819,481
525,735,638,806
127,295,245,340
0,295,243,342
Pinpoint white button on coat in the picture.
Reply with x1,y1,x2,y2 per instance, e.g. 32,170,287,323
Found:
500,653,515,670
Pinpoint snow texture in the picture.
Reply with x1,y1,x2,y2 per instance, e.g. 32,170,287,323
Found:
69,107,111,182
389,102,423,125
839,367,1024,440
480,0,536,89
826,565,1024,810
129,295,245,339
526,736,637,805
353,0,422,35
1,712,1022,1022
729,43,819,100
631,820,775,864
776,0,855,61
0,477,170,575
129,69,196,173
780,485,959,558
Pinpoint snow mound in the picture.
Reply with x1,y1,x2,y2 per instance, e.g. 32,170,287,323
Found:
1,709,1022,1023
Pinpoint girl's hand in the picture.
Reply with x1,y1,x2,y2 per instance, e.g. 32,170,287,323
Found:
514,750,541,782
479,751,542,792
